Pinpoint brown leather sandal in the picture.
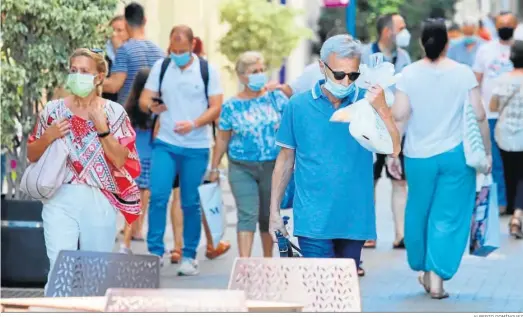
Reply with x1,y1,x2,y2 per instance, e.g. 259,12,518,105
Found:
205,241,231,260
170,249,182,264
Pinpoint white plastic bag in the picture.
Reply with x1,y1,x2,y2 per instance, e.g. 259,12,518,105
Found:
198,182,226,249
330,53,400,154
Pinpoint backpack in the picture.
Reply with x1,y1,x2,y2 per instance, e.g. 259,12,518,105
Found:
150,57,213,142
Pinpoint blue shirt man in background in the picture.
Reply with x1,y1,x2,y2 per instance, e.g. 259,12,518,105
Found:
269,35,399,270
361,13,411,250
447,17,485,67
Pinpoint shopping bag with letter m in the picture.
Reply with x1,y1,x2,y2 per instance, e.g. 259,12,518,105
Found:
198,182,226,249
469,174,500,257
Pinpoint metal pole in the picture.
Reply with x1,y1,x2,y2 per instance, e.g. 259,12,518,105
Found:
279,0,287,83
346,0,357,37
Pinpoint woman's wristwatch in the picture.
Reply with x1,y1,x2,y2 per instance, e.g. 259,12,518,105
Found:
209,168,220,174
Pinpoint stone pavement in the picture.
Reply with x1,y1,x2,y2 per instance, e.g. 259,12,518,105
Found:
118,175,523,313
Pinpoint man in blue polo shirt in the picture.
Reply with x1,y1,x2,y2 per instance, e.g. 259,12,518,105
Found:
269,35,399,269
140,25,223,276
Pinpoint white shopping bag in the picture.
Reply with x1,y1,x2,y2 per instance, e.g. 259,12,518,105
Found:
198,182,226,249
330,53,400,154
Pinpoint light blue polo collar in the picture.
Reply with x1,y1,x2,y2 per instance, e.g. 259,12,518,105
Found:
311,79,325,100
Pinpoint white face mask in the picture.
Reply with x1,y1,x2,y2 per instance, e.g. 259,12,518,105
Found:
395,29,411,48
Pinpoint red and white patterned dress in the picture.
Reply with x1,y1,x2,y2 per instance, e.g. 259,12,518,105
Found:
29,99,142,224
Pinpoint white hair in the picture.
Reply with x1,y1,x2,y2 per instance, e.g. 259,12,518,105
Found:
235,51,264,75
320,34,362,62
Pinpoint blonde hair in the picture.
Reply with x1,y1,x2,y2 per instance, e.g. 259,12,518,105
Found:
69,48,108,96
235,51,264,75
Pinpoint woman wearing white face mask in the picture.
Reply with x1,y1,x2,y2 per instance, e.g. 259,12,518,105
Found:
27,48,141,287
209,51,289,258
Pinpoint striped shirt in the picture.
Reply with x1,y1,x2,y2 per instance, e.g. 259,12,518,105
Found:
111,39,165,105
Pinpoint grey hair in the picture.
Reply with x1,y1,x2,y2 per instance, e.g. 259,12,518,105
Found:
320,34,362,62
462,16,478,27
235,51,264,75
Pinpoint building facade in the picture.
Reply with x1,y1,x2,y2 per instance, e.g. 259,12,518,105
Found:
116,0,311,97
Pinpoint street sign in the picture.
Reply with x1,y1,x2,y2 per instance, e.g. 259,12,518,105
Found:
324,0,349,8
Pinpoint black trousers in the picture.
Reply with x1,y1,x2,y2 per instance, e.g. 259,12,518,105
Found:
499,149,523,214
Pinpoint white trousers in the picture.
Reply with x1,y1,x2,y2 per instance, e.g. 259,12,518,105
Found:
42,184,117,285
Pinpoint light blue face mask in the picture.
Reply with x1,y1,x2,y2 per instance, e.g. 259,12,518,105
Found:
324,77,356,99
463,36,476,46
247,73,268,92
170,52,191,67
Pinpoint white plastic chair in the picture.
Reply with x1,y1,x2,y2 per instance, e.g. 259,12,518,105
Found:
228,257,362,312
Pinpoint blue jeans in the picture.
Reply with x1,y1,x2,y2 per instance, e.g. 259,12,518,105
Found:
147,140,209,259
297,236,364,268
488,119,507,208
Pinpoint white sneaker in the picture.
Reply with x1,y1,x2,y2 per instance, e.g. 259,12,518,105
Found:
119,244,133,255
177,259,199,276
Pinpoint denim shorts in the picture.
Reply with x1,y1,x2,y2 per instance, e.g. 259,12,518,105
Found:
228,159,275,232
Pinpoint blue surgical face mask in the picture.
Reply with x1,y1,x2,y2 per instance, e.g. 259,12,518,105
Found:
324,77,356,99
463,36,476,45
247,73,268,92
170,52,191,67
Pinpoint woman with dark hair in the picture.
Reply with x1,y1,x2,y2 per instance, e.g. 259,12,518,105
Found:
120,67,152,253
489,40,523,238
388,19,492,298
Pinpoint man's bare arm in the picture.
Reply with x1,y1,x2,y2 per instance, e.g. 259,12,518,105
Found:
269,147,295,240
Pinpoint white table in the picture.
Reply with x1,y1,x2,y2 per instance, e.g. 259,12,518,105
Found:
0,296,303,313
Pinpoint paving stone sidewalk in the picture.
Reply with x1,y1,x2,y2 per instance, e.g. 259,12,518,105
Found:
3,174,521,312
118,177,523,313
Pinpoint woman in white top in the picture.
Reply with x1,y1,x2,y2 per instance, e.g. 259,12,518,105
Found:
489,40,523,238
389,19,492,299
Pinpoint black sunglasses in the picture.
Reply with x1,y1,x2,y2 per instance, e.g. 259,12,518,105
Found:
324,62,360,81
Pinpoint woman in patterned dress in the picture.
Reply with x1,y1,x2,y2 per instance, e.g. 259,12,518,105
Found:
209,51,289,257
27,48,141,285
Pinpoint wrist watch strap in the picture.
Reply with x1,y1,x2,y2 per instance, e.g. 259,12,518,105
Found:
97,130,111,138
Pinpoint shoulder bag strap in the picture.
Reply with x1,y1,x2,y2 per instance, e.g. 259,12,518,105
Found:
198,58,214,138
158,58,171,97
498,83,522,119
